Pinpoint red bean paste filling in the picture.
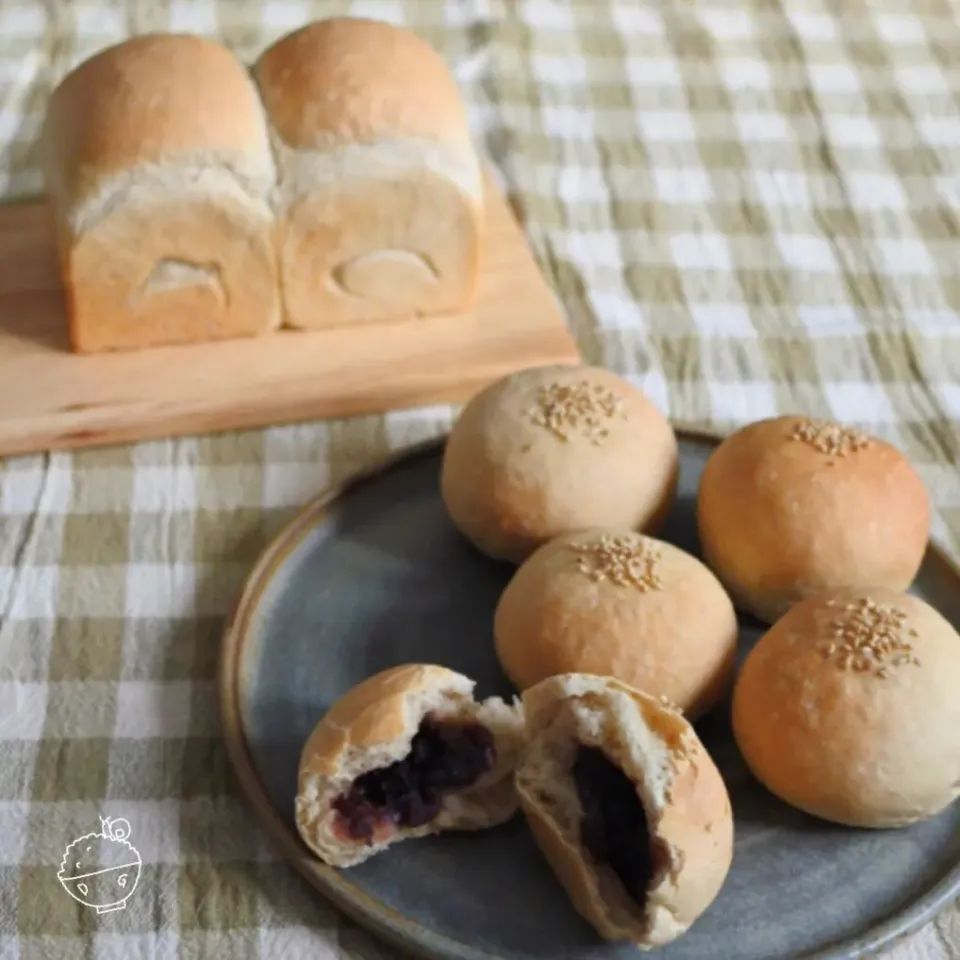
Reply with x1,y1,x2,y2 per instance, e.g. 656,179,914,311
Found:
573,746,659,906
332,715,496,843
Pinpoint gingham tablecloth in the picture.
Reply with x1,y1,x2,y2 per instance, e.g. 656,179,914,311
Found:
1,0,959,957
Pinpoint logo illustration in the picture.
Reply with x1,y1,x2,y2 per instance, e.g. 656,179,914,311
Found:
58,816,142,913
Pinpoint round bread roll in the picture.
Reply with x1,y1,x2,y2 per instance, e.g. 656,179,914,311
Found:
732,588,960,828
515,673,733,946
440,364,679,563
295,664,525,867
697,415,931,625
494,529,738,717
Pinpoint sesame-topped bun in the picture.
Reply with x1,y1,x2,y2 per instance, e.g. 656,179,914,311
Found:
493,529,738,718
515,674,733,947
295,664,525,868
440,365,679,564
732,588,960,828
697,415,931,625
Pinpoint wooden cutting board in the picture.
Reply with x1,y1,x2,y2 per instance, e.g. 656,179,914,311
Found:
0,177,580,458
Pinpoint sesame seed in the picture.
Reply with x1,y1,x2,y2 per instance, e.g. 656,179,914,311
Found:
570,534,663,593
789,418,872,457
525,380,627,443
658,694,681,714
820,597,921,676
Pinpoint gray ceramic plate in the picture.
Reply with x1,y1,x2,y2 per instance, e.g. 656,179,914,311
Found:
220,431,960,960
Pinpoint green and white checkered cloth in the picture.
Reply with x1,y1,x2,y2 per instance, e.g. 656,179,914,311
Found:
0,0,958,957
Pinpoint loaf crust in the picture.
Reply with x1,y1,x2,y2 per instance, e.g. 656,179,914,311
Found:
41,33,280,353
733,588,960,828
441,364,679,564
255,18,484,330
696,415,931,624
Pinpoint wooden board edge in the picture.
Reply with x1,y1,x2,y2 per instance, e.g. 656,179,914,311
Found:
0,345,580,458
0,169,583,458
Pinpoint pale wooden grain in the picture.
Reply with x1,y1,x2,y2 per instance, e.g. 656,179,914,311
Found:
0,180,581,457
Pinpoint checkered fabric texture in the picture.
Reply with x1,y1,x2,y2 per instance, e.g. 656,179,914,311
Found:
0,0,959,957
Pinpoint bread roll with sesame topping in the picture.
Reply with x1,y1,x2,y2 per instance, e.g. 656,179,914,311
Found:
493,529,738,718
732,588,960,828
697,415,931,625
515,673,733,946
440,364,679,564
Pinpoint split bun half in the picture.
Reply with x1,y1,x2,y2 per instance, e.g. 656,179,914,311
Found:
514,674,733,947
295,664,524,868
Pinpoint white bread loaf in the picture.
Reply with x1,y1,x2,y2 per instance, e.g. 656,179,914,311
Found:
41,33,281,353
254,18,484,330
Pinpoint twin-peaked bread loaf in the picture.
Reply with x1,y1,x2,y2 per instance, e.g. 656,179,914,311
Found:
41,20,484,353
41,34,281,353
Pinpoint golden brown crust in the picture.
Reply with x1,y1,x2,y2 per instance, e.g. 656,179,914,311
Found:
494,529,738,718
43,34,274,215
255,18,470,150
441,365,680,564
697,415,931,624
299,664,471,779
732,588,960,827
515,674,733,946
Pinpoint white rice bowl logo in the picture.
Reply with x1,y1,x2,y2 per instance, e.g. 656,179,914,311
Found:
58,816,142,913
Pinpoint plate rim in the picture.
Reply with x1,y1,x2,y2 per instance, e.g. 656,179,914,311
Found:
218,427,960,960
